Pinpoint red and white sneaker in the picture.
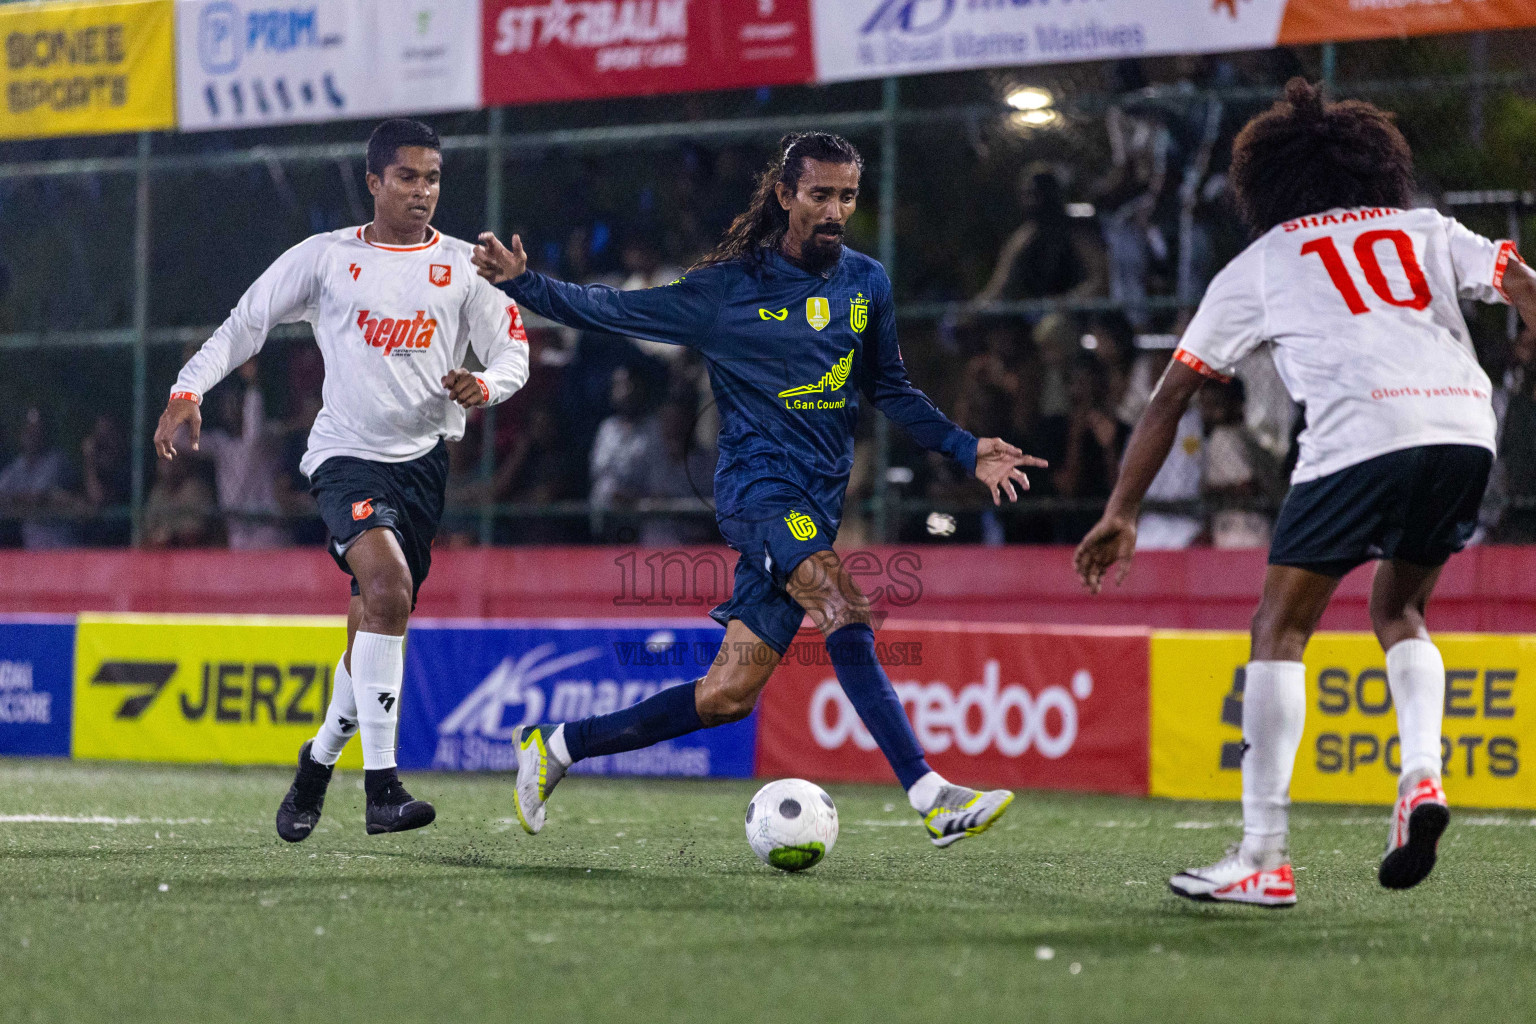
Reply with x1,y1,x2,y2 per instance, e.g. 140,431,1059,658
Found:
1379,774,1449,890
1169,844,1297,907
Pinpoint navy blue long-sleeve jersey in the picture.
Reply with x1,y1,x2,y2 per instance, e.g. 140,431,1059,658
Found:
501,247,978,532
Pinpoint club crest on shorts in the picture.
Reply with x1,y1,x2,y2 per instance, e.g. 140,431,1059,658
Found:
805,297,830,331
784,510,818,541
429,264,451,287
351,499,374,521
850,293,868,333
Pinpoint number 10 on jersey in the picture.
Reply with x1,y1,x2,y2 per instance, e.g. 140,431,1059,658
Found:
1301,228,1432,314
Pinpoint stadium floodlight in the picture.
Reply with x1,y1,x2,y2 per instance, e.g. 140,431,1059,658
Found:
1004,86,1053,111
1009,108,1059,129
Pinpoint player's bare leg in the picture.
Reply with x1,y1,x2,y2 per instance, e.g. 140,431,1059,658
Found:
788,551,1013,848
513,619,778,834
1372,559,1450,889
1171,565,1337,906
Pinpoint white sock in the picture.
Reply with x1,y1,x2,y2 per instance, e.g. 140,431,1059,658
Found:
547,723,572,768
352,631,405,771
1386,638,1445,783
310,653,357,766
907,770,945,812
1239,661,1306,863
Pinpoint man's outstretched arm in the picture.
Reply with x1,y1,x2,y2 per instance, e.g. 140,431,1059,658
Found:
473,231,718,348
1074,359,1207,592
858,278,1045,504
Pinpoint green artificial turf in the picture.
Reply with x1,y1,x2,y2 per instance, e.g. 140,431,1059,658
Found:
2,759,1534,1024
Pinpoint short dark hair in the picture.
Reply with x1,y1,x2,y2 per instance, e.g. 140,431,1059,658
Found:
366,119,441,177
1230,78,1415,235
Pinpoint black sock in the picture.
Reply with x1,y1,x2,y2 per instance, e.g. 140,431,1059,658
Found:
563,680,705,762
364,767,399,801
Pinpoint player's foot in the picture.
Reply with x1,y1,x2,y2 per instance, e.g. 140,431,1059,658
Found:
276,739,332,843
1379,772,1449,890
364,771,436,835
512,725,567,835
920,784,1014,848
1169,844,1296,907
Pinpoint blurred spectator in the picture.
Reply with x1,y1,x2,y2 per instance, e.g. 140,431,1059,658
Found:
80,412,131,545
617,237,688,364
1096,97,1173,329
636,399,718,546
198,361,288,549
142,453,219,549
1492,323,1536,542
1040,352,1130,542
0,406,78,549
953,318,1038,442
976,165,1106,305
1136,350,1205,550
1199,378,1281,549
590,366,662,514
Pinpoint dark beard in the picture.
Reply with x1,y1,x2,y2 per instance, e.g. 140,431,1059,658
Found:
796,231,844,274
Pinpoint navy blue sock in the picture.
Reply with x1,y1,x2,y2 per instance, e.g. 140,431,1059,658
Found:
825,623,931,789
562,679,705,763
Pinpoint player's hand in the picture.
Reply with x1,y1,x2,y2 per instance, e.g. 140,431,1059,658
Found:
153,398,201,460
1074,514,1137,595
442,368,488,408
973,436,1048,506
472,232,527,284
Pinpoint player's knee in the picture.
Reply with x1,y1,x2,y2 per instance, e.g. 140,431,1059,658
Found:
359,572,412,631
695,680,758,726
1250,601,1310,661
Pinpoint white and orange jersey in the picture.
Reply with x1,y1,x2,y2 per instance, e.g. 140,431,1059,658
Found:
1175,206,1520,483
173,224,531,476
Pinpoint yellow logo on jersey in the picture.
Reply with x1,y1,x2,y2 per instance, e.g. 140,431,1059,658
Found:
760,307,789,321
850,293,868,333
779,349,854,399
806,297,830,331
784,511,818,542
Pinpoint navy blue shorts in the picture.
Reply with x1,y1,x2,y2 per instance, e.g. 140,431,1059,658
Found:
710,502,836,655
1269,443,1492,577
309,441,448,608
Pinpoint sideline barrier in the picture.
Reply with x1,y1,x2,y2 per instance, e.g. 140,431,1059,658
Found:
1151,631,1536,810
3,613,1534,808
756,622,1150,795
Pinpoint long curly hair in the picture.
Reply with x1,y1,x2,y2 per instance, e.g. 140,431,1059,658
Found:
1230,78,1416,235
694,132,864,269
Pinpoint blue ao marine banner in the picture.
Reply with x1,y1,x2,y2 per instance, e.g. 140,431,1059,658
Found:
0,618,75,757
400,622,753,777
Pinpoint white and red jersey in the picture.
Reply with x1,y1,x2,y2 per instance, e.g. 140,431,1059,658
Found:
173,224,531,476
1175,206,1520,483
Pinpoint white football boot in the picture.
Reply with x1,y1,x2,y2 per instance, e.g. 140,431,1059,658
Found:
512,725,567,835
921,784,1014,848
1169,843,1297,907
1379,772,1449,890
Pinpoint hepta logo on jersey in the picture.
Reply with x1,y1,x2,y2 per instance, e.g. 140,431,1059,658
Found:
356,310,437,356
429,264,451,287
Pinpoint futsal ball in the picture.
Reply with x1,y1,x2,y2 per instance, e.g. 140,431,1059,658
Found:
745,778,839,872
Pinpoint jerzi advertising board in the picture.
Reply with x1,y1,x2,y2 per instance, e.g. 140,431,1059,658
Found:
176,0,481,131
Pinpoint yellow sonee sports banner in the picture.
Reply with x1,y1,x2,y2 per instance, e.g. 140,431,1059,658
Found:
1152,631,1536,810
73,614,360,768
1,0,175,140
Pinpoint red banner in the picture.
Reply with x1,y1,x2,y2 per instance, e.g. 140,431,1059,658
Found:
482,0,815,107
1277,0,1536,46
756,623,1151,795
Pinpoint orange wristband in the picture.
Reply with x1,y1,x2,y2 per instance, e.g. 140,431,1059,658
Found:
476,377,490,404
170,391,200,404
